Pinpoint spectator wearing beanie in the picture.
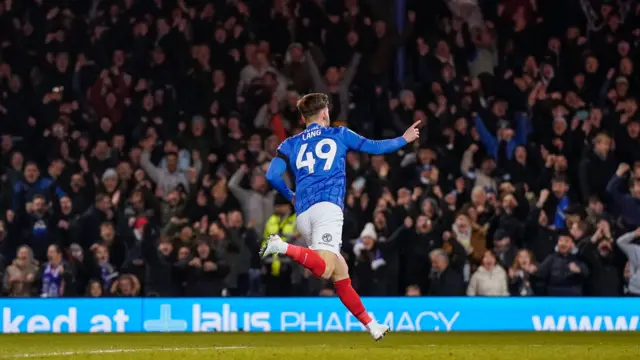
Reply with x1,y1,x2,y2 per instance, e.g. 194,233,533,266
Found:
101,168,118,193
352,223,388,296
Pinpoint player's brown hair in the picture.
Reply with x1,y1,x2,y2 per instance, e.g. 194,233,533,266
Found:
296,93,329,121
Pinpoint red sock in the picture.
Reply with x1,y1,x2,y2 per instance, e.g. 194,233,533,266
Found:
285,245,327,277
334,278,372,326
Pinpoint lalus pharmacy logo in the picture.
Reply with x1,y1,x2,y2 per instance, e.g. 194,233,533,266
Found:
143,303,271,332
143,304,188,332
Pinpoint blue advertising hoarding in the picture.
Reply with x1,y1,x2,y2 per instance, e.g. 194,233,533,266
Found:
1,298,142,333
1,297,639,333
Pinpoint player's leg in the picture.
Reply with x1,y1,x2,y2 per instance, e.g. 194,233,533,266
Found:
282,243,332,279
261,202,388,339
330,252,390,340
330,253,371,325
307,203,389,340
260,206,331,279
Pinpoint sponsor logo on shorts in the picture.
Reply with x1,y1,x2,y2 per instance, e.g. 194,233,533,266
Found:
321,233,332,243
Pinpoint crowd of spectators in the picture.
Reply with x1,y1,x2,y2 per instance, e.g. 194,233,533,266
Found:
1,0,640,298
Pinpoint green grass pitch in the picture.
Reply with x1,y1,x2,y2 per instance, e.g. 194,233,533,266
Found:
0,332,638,360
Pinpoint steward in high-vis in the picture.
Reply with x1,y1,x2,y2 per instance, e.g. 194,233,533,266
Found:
262,194,296,278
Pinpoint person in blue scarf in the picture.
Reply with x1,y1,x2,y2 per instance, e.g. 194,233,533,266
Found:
38,244,72,297
84,243,119,292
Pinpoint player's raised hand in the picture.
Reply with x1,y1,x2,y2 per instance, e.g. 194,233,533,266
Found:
403,120,421,143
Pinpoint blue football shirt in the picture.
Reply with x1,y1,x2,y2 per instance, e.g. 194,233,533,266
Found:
275,123,407,214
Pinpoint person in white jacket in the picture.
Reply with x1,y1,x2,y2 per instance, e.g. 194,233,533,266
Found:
467,250,509,296
616,228,640,296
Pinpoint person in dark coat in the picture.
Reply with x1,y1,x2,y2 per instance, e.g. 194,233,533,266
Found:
578,133,618,204
578,220,625,296
141,225,183,296
492,228,519,268
400,215,443,294
183,237,229,297
352,223,390,296
76,194,115,247
427,248,465,296
607,163,640,229
20,194,57,263
525,190,560,261
535,230,589,296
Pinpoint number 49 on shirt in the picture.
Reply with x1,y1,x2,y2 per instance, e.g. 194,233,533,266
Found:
295,139,337,174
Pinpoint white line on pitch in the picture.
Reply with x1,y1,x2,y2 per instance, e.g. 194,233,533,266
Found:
2,346,250,358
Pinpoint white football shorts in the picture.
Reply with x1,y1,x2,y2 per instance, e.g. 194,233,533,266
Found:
296,201,343,255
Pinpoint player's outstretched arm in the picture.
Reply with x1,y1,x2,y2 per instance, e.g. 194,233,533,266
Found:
341,120,421,155
265,157,295,201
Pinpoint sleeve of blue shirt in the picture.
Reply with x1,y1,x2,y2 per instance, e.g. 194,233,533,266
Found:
55,185,66,198
42,178,66,199
339,127,407,154
473,115,498,159
265,141,295,201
